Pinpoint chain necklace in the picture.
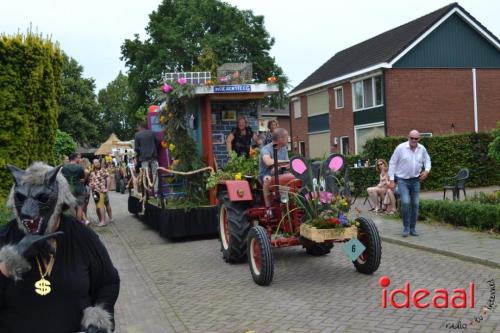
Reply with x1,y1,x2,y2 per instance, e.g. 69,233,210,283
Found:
34,255,54,296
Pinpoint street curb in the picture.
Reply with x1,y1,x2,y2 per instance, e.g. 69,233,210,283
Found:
381,236,500,269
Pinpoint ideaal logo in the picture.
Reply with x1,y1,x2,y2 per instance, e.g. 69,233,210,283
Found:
379,276,496,330
379,276,475,309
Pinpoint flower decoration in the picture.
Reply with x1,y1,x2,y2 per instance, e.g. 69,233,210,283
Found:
218,76,228,84
177,77,187,85
205,79,213,86
159,115,166,124
234,172,242,180
168,112,174,119
169,143,175,151
267,76,278,84
162,84,173,93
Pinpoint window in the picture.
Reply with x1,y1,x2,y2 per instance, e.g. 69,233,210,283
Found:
334,87,344,109
352,75,383,111
340,136,349,155
354,122,385,154
293,100,301,118
299,141,306,157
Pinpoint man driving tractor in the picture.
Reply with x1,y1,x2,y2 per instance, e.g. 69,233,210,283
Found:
258,128,289,217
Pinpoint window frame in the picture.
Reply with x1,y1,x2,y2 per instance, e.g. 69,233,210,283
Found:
334,86,344,109
340,136,349,155
351,74,384,111
353,121,385,154
292,99,301,119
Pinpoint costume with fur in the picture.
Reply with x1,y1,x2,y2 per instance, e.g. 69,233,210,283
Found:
0,162,120,333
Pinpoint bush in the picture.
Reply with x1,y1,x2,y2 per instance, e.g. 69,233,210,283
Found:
488,121,500,163
420,199,500,232
465,191,500,205
362,132,500,190
0,31,63,201
0,199,13,226
53,130,77,163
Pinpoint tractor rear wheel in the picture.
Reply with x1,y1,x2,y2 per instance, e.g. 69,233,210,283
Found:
248,226,274,286
304,241,333,256
353,216,381,274
217,193,250,263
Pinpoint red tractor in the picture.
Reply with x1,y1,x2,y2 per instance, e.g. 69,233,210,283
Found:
216,149,382,286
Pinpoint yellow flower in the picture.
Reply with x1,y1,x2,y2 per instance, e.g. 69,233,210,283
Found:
168,112,174,119
234,172,242,180
169,143,175,151
159,115,166,123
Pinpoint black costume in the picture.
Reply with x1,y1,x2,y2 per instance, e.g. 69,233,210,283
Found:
0,215,120,333
134,129,160,162
230,126,254,157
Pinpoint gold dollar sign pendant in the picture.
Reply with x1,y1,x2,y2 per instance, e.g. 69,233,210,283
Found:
35,277,52,296
34,256,54,296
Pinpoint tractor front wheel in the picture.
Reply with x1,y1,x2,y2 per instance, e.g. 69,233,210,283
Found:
247,226,274,286
217,194,250,263
353,216,381,274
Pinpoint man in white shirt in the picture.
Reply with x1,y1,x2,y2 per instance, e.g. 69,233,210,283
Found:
388,130,431,237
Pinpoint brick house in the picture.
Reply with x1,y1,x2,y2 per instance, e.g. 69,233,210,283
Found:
289,3,500,157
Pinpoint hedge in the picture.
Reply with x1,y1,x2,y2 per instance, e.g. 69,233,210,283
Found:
0,32,62,201
362,132,500,191
420,199,500,232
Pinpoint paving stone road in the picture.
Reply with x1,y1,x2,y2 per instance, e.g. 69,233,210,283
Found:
92,192,499,333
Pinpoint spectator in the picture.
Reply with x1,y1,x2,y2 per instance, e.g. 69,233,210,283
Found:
388,130,431,237
134,122,160,190
89,159,113,227
62,153,89,225
366,159,396,214
226,116,262,157
79,157,92,219
263,119,278,146
259,128,289,217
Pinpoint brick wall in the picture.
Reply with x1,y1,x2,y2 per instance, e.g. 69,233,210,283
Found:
385,68,499,136
290,95,309,156
211,101,258,167
329,84,354,154
476,69,500,132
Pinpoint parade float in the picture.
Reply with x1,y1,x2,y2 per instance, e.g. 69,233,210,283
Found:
128,63,280,238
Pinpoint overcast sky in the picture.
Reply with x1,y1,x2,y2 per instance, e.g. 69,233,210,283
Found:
2,0,499,92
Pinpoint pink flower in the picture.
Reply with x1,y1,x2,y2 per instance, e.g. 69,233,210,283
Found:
219,76,228,84
177,77,187,85
162,84,172,93
319,191,333,204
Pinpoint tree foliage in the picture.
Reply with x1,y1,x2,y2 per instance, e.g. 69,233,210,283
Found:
121,0,287,113
58,54,100,146
97,71,136,140
0,31,62,200
53,130,77,163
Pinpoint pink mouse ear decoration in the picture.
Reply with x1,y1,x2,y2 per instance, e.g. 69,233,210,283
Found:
329,156,344,172
291,158,307,174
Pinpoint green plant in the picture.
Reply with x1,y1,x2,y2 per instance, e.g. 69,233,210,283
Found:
0,31,63,201
488,121,500,163
420,199,500,232
465,191,500,205
53,130,77,163
206,150,260,189
0,197,13,226
362,132,500,191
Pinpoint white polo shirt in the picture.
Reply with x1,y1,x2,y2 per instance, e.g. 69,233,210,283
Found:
388,141,431,181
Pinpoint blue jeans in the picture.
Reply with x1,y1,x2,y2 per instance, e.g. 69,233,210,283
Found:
396,177,420,232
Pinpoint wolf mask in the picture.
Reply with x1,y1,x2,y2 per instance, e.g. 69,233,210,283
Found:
6,162,76,235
